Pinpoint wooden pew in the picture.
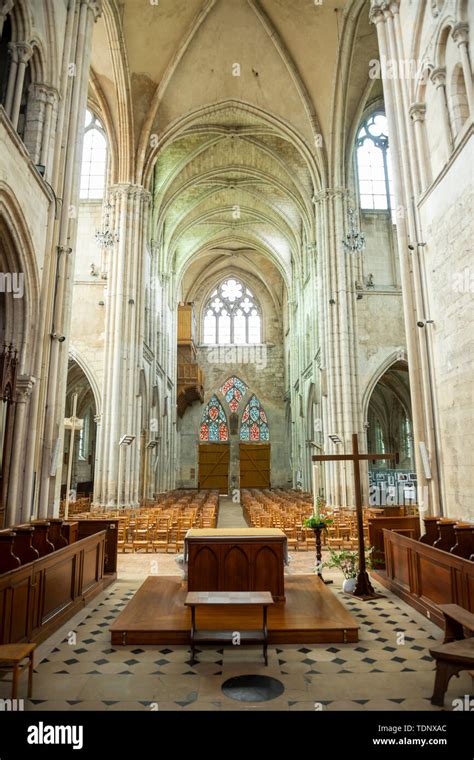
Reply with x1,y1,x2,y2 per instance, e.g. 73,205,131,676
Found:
0,532,21,573
450,523,474,560
429,604,474,706
11,526,39,565
0,530,114,645
372,530,474,628
368,515,421,567
433,519,458,552
28,521,55,557
46,518,68,550
419,515,440,545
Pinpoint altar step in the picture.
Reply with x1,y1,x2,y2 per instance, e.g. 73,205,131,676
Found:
110,575,359,646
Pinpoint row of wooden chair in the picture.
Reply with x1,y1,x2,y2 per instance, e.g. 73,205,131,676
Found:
241,489,389,551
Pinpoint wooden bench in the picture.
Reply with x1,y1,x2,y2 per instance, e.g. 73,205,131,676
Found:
184,591,274,666
429,604,474,706
0,643,35,699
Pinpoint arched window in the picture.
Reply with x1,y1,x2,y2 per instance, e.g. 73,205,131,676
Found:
220,376,247,412
240,395,269,441
449,64,469,137
203,277,261,345
200,395,229,441
80,109,107,200
356,112,395,212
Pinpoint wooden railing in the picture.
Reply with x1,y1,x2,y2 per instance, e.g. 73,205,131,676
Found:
372,530,474,628
0,530,115,645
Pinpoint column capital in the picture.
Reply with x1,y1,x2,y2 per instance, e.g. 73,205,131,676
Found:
430,66,446,88
312,187,350,205
80,0,102,21
452,22,469,47
108,183,151,204
369,2,386,25
14,375,36,403
14,42,34,64
409,102,427,122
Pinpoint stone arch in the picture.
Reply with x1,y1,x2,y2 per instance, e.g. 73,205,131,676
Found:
448,62,470,136
0,183,40,373
67,347,101,416
363,354,413,472
64,357,99,500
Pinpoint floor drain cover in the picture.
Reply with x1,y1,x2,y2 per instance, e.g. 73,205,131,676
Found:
221,674,285,702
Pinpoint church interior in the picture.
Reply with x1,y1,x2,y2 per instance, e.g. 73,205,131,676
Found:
0,0,473,721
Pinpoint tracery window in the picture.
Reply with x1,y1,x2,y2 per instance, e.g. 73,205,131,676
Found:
200,395,229,441
203,278,261,345
240,395,269,442
356,112,395,213
80,109,107,200
220,376,247,413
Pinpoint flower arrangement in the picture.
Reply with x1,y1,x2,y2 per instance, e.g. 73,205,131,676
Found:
304,496,333,530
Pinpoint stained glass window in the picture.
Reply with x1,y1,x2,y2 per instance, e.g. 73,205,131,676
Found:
240,395,269,442
200,395,229,441
356,112,395,217
220,376,247,413
203,277,261,344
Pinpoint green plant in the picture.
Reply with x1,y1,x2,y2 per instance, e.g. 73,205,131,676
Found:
323,546,378,579
304,514,333,529
305,496,333,529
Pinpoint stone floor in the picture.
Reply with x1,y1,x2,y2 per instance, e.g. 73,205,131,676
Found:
217,496,248,527
2,550,472,712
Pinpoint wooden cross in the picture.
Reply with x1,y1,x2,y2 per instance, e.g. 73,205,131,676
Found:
312,433,398,598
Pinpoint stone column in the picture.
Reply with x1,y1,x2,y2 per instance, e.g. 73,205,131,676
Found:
23,82,47,163
370,0,442,516
6,376,35,525
10,42,33,130
4,41,18,117
313,187,358,507
409,103,430,193
40,87,59,172
37,0,102,518
430,67,454,159
452,23,473,116
95,184,151,508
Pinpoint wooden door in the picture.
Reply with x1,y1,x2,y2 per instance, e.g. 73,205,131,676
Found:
198,443,230,493
239,443,271,488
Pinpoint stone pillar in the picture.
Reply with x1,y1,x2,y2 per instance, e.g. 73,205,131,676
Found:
23,82,48,164
452,23,473,117
370,0,442,516
10,42,33,130
4,41,18,117
313,187,358,507
409,103,430,193
6,376,35,525
37,0,102,518
430,67,454,159
40,87,58,172
95,184,151,508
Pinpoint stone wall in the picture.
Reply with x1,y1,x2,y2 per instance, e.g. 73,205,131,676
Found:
419,132,474,520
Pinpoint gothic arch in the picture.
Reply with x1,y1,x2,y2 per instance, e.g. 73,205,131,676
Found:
0,183,40,372
68,347,101,417
362,350,409,424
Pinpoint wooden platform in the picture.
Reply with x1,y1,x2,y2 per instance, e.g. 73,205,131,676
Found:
110,575,359,645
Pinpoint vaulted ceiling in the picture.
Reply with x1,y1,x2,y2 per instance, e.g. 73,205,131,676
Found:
89,0,380,286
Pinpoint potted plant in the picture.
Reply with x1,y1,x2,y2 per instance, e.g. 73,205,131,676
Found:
324,546,377,593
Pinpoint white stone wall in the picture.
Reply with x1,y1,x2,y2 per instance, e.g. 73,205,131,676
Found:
419,133,474,520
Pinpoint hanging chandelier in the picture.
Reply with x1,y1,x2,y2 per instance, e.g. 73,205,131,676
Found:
342,208,365,255
95,202,119,250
